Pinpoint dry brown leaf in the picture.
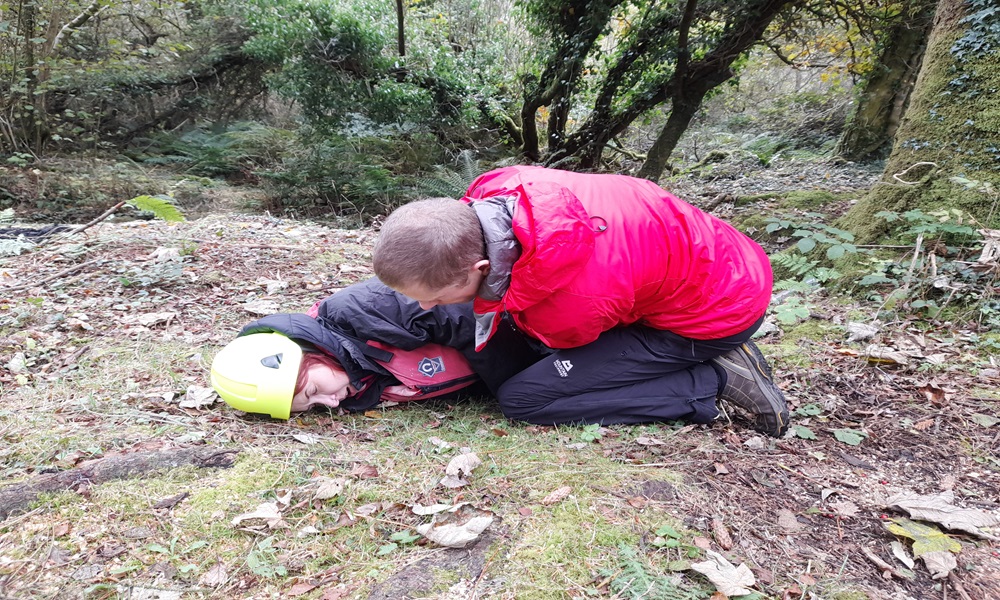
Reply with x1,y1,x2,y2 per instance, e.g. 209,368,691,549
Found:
287,582,317,597
199,561,228,587
350,463,380,480
777,509,804,533
635,436,667,446
541,486,572,506
320,586,355,600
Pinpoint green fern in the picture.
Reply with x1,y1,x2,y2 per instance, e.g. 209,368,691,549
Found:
127,195,185,222
417,150,482,198
771,253,819,278
603,545,712,600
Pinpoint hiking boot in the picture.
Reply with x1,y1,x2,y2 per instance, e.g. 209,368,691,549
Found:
711,341,789,437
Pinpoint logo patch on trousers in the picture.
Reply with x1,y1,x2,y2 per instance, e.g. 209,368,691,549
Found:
417,357,445,377
554,359,574,378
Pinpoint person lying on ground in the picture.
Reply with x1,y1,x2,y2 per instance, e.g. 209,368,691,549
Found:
372,165,791,437
210,277,544,419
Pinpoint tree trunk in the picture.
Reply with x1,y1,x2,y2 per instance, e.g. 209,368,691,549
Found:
840,0,1000,242
836,0,937,161
555,0,795,171
395,0,405,56
636,100,700,180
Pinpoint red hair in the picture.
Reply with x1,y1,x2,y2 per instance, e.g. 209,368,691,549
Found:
294,352,345,395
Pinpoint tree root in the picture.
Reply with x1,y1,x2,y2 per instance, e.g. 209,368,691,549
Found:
0,446,238,521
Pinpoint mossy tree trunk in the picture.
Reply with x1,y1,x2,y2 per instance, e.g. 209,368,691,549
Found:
840,0,1000,243
835,0,937,162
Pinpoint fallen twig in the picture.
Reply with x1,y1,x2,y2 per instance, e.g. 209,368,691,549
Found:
1,257,107,293
41,200,126,245
861,546,912,580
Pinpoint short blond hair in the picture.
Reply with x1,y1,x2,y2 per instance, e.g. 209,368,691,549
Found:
373,198,485,289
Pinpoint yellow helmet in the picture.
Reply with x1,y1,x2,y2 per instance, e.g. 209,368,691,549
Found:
210,333,303,419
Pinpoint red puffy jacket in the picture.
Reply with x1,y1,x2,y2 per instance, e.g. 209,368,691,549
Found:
465,166,773,349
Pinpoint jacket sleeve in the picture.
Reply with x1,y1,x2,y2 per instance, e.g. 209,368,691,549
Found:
318,278,548,395
317,278,478,352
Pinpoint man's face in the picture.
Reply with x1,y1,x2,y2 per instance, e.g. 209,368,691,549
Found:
397,263,487,310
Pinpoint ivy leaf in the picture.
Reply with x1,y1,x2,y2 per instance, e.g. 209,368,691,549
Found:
833,429,867,446
971,413,998,427
792,425,817,440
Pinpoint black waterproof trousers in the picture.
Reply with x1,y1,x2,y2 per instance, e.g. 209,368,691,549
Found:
496,316,764,426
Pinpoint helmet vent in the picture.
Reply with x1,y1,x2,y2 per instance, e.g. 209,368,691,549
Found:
261,353,283,369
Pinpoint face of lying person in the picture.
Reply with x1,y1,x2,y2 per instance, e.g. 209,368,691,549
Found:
290,361,356,413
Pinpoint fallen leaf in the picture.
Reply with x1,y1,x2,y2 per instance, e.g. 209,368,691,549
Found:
845,321,880,342
350,463,380,480
541,486,572,506
136,311,177,327
713,463,730,475
427,436,452,449
829,501,859,519
153,492,189,510
179,385,217,409
243,300,280,315
412,503,454,516
635,436,667,446
971,413,998,428
887,491,1000,539
890,541,915,569
292,433,320,445
777,509,803,533
416,503,494,548
200,561,228,586
921,550,958,579
912,419,935,431
312,477,347,500
885,518,961,557
231,502,286,529
287,582,317,597
440,452,482,488
320,585,355,600
862,345,909,365
690,550,756,597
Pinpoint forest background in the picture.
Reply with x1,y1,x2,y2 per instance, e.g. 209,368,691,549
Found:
1,0,999,599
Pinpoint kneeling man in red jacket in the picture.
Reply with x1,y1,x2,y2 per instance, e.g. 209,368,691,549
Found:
373,166,790,437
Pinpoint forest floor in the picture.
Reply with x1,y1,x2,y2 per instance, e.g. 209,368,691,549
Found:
1,155,998,600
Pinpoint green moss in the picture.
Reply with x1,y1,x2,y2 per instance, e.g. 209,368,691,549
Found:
781,190,840,209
